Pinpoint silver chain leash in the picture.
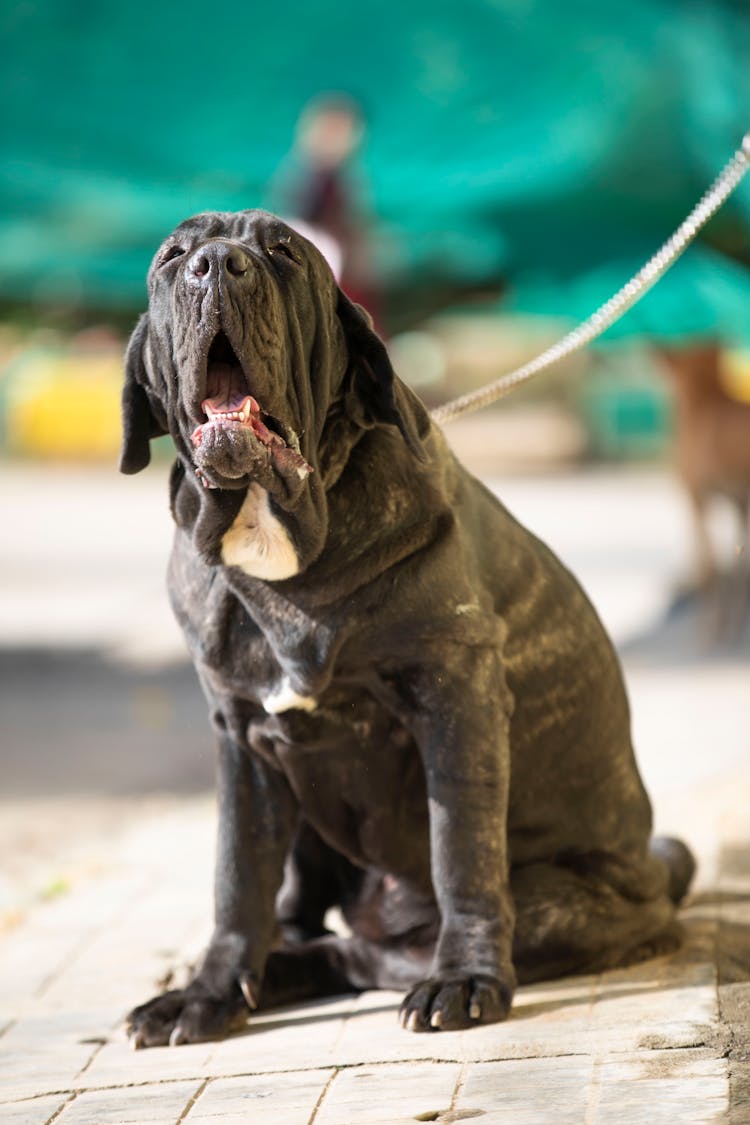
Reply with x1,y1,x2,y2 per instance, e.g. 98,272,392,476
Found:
430,132,750,426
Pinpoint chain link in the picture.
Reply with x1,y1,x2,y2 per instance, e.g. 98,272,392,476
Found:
431,133,750,426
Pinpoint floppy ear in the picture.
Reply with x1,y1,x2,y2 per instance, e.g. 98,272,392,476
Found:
336,290,426,460
119,315,167,474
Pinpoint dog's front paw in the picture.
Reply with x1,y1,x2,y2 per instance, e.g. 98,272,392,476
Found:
399,973,513,1032
126,979,253,1048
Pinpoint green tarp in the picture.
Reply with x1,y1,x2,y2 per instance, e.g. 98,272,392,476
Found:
3,0,750,340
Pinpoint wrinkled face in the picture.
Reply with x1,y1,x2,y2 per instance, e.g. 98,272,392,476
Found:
121,208,419,532
142,209,343,492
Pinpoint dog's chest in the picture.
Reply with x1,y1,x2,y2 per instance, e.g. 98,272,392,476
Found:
219,483,300,581
170,543,337,716
203,614,321,715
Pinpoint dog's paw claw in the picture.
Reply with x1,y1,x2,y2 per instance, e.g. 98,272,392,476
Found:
125,983,248,1049
238,971,260,1011
400,973,512,1032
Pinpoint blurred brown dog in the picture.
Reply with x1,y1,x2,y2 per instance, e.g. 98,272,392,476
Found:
660,342,750,634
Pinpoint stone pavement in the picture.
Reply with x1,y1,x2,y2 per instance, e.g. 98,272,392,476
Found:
1,459,750,1123
0,794,748,1125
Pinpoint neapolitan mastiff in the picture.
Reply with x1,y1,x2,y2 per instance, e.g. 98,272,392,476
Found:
120,210,694,1046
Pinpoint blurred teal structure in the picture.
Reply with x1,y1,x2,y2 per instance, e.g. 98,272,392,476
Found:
2,0,750,341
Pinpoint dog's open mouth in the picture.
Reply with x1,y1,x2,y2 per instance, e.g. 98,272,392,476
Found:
190,332,312,488
190,333,284,453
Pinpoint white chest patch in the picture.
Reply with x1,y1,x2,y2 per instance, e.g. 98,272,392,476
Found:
220,484,300,580
263,678,318,714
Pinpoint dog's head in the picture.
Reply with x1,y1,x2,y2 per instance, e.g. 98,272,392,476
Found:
120,210,424,506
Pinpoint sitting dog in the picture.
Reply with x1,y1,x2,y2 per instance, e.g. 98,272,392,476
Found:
121,210,694,1047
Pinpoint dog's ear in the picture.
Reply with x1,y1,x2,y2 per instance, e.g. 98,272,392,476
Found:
336,290,426,460
119,315,167,474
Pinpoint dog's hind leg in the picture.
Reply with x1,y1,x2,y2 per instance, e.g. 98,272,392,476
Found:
511,847,689,985
275,819,364,944
268,863,439,1008
259,933,432,1010
262,841,694,1011
723,492,750,640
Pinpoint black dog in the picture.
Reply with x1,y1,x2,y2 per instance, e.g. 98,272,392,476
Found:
121,210,694,1047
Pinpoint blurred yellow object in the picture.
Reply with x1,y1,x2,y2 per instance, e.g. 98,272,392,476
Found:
720,349,750,403
6,352,124,459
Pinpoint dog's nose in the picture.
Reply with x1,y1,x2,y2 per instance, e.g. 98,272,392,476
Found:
187,242,253,284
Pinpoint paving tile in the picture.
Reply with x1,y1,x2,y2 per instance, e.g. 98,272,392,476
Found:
328,980,598,1068
591,958,720,1054
80,996,354,1090
315,991,450,1068
0,1093,74,1124
0,834,207,1027
591,1051,728,1124
0,1037,100,1103
54,1079,205,1124
185,1069,334,1124
203,996,357,1078
83,986,593,1085
0,883,140,1026
456,1056,593,1124
35,900,210,1017
78,1038,214,1092
314,1062,462,1125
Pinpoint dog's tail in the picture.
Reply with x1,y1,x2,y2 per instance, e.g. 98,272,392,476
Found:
650,835,696,904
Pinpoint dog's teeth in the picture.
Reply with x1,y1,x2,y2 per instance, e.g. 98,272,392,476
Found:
469,1001,482,1021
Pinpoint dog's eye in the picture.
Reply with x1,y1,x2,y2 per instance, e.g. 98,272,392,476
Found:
268,241,300,264
157,244,186,267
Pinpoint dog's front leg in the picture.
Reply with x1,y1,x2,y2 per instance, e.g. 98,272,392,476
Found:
399,646,516,1031
127,736,297,1047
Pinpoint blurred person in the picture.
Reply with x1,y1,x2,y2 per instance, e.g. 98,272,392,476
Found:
267,93,381,323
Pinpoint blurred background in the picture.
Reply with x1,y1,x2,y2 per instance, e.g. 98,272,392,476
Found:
2,0,750,924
